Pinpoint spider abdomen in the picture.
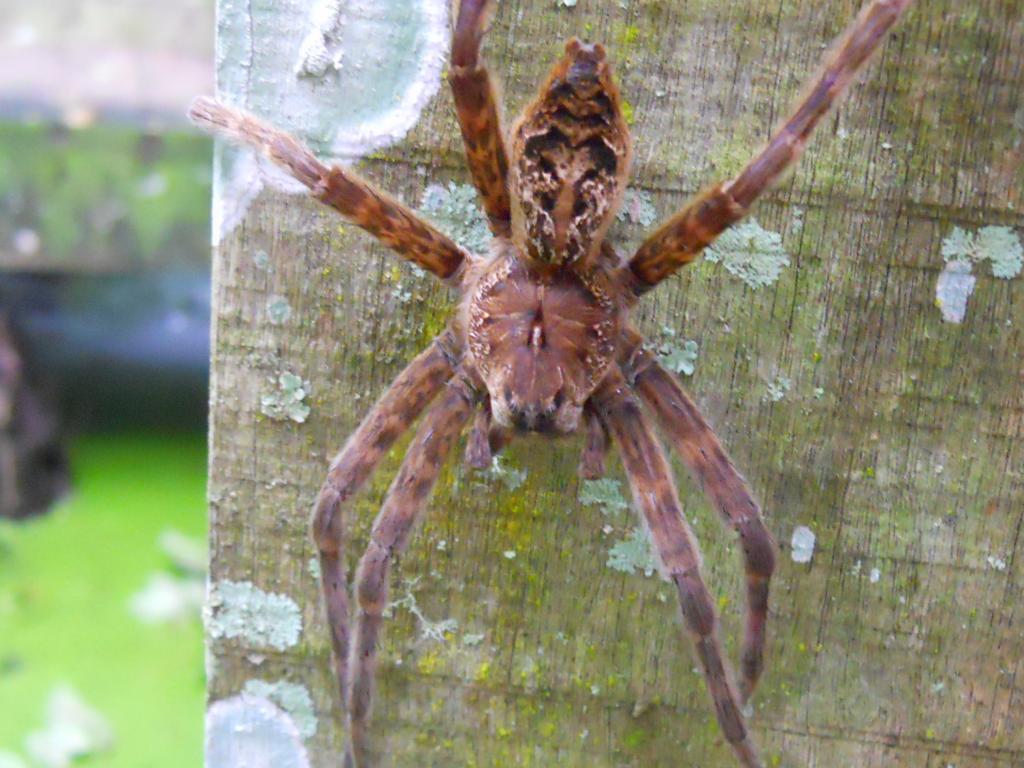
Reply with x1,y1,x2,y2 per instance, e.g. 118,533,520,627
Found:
510,39,632,268
464,248,619,434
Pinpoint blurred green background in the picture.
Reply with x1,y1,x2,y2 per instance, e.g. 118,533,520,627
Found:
0,436,207,767
0,0,215,765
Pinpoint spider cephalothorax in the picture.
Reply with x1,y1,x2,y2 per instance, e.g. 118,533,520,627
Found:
462,241,620,434
191,1,913,765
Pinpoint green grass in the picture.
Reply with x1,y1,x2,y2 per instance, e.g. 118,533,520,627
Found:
0,432,207,767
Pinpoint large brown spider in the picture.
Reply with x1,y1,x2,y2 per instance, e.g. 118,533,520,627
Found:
191,0,912,764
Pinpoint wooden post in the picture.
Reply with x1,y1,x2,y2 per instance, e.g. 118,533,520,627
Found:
205,1,1023,765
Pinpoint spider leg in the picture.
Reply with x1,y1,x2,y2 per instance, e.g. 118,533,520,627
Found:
627,345,775,703
347,376,475,765
188,97,467,280
450,0,512,237
311,337,456,709
465,399,514,470
465,404,494,469
593,368,763,768
487,424,512,457
625,0,913,290
578,405,610,480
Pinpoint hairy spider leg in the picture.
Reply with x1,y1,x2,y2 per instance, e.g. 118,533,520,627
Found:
577,405,610,480
311,339,455,710
627,346,776,702
450,0,512,237
627,0,913,289
347,377,476,766
594,368,764,768
464,401,513,469
464,406,495,469
188,97,467,280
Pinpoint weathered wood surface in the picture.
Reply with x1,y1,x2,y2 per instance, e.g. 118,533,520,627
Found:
206,1,1023,766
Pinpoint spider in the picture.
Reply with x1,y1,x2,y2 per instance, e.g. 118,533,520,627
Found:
191,0,912,764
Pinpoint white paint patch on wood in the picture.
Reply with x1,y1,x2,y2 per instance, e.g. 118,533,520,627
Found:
212,0,450,244
242,680,318,738
790,525,816,564
935,259,976,324
212,147,309,246
206,696,310,768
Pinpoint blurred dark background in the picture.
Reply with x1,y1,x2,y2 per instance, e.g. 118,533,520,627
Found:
1,2,214,764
